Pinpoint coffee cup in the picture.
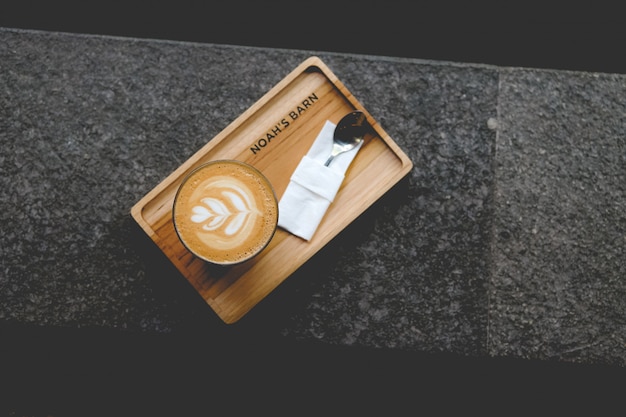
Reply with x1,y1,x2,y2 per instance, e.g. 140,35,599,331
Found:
172,160,278,265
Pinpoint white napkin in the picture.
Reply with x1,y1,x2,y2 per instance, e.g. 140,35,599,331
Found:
278,120,363,240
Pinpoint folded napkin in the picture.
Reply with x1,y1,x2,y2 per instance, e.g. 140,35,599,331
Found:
278,120,363,240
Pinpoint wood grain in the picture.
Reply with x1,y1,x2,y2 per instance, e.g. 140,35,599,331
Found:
130,56,413,323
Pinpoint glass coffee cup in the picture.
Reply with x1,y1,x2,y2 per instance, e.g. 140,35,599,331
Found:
172,160,278,265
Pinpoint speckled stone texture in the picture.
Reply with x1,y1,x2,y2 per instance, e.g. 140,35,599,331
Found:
1,28,624,368
490,69,626,366
275,61,497,359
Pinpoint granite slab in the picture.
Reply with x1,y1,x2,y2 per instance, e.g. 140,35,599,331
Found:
1,28,624,369
491,69,626,366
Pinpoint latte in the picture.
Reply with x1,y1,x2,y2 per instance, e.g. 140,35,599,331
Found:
173,160,278,265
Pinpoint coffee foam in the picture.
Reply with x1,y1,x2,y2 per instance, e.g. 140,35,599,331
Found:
173,160,278,265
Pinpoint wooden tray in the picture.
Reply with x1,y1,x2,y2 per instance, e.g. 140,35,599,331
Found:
131,56,413,324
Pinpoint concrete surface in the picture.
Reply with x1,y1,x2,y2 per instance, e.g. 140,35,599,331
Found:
1,29,624,410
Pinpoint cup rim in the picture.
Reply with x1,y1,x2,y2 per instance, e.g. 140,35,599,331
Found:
172,159,278,266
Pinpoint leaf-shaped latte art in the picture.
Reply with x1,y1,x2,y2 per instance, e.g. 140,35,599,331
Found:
191,200,228,231
190,205,213,223
190,186,256,235
225,212,247,236
222,190,249,212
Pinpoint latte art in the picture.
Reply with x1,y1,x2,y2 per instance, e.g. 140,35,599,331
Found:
173,160,278,265
191,182,257,235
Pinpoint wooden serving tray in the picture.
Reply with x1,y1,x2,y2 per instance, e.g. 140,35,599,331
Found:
131,56,413,324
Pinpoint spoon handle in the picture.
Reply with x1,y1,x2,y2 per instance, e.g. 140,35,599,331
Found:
323,155,335,167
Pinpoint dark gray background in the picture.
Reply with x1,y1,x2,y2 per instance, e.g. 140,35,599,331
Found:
2,2,625,75
1,3,624,414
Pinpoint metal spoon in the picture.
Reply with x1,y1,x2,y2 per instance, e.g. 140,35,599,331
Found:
324,110,368,167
